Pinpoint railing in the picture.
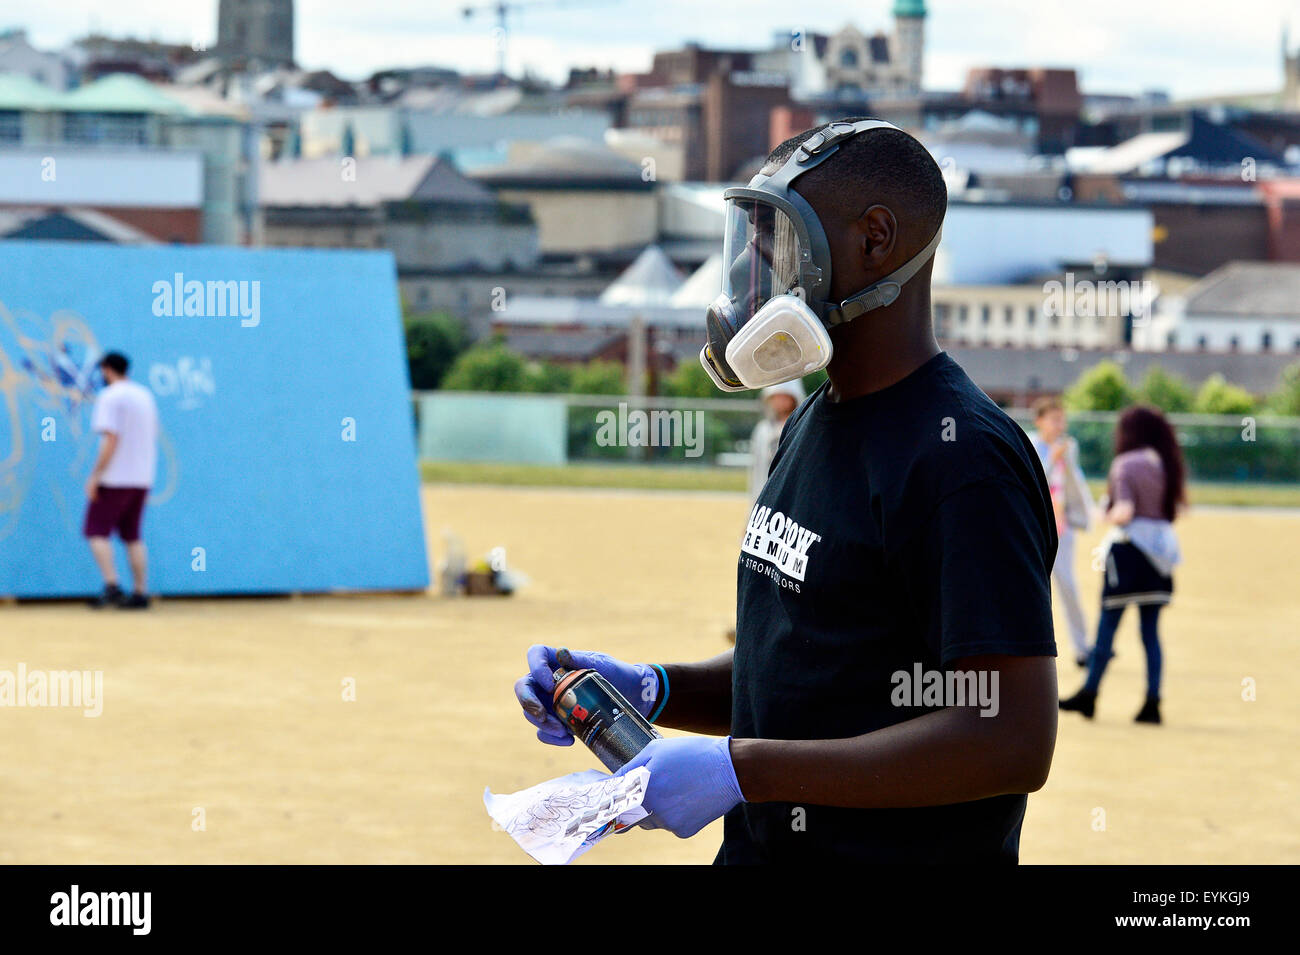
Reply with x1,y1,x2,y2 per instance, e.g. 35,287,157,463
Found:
411,391,1300,482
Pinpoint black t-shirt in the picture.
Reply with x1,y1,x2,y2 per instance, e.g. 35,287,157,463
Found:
717,351,1058,864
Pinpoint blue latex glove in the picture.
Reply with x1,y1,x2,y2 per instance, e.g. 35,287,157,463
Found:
515,645,660,746
614,736,745,838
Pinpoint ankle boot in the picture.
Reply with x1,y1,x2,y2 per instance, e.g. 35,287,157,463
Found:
1134,695,1161,724
1059,687,1096,719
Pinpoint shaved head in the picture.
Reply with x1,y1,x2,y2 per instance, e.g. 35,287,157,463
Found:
765,117,947,268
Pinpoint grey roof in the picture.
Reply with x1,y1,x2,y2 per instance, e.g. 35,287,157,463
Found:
483,294,702,330
261,156,434,207
409,158,497,205
471,137,649,189
501,329,623,361
260,156,495,209
1182,262,1300,317
947,345,1298,397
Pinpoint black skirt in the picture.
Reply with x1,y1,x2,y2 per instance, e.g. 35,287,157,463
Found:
1102,540,1173,609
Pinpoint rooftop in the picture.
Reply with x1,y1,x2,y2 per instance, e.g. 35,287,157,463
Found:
1183,262,1300,317
948,345,1296,397
0,72,193,115
472,137,650,190
598,245,683,308
260,156,495,208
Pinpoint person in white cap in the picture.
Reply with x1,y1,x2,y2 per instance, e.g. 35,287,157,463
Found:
748,380,807,503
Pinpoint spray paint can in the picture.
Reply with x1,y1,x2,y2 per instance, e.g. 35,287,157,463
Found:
552,665,661,772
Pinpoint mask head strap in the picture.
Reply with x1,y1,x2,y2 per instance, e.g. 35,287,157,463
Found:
753,119,900,193
739,119,942,328
824,225,943,326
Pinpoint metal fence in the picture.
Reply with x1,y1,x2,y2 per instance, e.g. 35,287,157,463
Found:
413,391,1300,482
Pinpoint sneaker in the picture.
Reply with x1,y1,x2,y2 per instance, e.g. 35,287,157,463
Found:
88,584,124,609
118,592,151,610
1134,695,1161,725
1059,687,1097,719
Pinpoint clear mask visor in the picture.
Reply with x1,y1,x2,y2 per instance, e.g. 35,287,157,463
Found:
721,198,804,324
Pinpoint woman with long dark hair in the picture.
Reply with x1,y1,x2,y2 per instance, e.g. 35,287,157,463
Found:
1059,405,1186,724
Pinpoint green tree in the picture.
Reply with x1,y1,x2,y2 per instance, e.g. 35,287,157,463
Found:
662,359,717,399
1064,360,1134,411
404,313,467,389
801,368,829,395
662,358,758,399
1137,365,1193,413
569,360,627,395
1268,361,1300,416
525,361,575,394
1193,373,1256,415
440,341,528,392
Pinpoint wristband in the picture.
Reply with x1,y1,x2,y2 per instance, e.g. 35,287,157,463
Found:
648,663,670,723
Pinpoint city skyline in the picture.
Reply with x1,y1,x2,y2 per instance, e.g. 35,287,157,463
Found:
11,0,1300,100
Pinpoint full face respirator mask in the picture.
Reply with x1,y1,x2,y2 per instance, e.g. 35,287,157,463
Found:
700,119,943,392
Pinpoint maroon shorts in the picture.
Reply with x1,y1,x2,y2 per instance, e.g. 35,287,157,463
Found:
83,486,149,542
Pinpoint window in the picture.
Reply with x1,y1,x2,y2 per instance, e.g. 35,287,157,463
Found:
934,303,950,336
1026,306,1036,326
1004,306,1013,326
981,306,991,325
1167,332,1176,348
63,111,149,146
957,304,968,324
1262,331,1272,351
1197,335,1208,350
1229,335,1239,351
0,111,21,143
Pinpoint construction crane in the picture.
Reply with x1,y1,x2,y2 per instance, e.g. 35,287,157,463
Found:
461,0,610,80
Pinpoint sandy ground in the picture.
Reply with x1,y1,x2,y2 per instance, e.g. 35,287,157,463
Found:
0,485,1296,864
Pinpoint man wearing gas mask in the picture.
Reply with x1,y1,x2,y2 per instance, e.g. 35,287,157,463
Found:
517,119,1059,863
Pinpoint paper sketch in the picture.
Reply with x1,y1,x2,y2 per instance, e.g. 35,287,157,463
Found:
484,767,650,865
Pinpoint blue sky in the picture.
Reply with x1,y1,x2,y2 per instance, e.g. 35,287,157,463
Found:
15,0,1300,100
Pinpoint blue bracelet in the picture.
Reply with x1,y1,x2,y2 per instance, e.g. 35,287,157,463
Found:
648,663,670,723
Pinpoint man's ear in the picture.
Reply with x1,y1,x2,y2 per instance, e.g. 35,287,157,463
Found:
859,205,898,272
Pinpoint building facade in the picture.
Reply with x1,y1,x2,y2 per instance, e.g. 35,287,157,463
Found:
217,0,295,69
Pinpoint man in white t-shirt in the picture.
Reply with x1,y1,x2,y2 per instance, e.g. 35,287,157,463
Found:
83,351,159,609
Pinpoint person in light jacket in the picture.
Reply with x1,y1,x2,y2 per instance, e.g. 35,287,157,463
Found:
747,380,806,504
1059,405,1185,725
1030,397,1095,667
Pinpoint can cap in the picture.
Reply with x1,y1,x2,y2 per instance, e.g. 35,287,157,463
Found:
551,666,590,705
